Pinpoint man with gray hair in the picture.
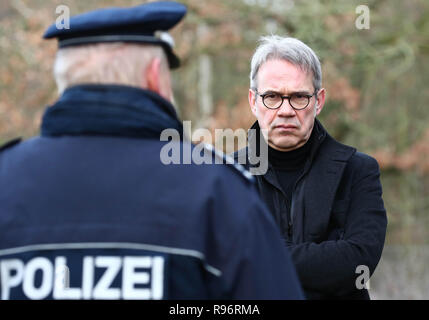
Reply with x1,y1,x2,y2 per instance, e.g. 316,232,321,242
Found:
234,35,387,299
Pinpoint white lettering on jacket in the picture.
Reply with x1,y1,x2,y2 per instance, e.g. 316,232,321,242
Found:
0,255,164,300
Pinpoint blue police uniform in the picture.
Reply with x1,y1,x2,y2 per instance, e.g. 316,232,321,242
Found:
0,2,303,300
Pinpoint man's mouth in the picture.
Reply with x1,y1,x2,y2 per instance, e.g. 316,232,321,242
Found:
274,124,298,130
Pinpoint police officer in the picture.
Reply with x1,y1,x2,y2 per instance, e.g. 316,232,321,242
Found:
0,1,303,300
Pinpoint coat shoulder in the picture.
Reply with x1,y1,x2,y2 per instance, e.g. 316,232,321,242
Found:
231,147,247,160
321,135,381,183
352,151,379,164
322,132,379,171
348,150,381,173
322,134,356,162
203,144,254,184
230,147,250,170
0,137,22,153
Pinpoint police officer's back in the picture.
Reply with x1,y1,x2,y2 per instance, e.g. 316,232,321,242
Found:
0,1,303,300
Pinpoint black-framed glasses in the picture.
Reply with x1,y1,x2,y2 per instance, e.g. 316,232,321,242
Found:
254,89,318,110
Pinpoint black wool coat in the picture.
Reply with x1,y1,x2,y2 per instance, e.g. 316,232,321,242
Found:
233,119,387,300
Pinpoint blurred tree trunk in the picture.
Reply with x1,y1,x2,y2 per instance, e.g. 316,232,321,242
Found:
197,53,213,129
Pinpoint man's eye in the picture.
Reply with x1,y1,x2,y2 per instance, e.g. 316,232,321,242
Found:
265,93,278,99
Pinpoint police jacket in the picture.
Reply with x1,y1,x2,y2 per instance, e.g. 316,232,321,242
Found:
0,84,304,300
234,120,387,300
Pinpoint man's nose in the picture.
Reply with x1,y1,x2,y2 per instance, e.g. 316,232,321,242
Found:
276,100,296,117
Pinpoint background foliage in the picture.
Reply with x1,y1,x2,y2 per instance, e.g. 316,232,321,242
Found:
1,0,428,298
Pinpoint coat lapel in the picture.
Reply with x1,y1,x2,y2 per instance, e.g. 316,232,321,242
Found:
302,138,356,240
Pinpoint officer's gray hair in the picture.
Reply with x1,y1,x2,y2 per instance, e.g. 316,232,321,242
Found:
54,43,168,95
250,35,322,91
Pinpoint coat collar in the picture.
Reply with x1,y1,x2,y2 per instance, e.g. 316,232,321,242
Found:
41,84,183,139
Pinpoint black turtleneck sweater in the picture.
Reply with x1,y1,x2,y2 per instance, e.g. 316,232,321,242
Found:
268,131,314,214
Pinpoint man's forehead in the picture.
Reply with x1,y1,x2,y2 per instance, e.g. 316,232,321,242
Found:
257,59,314,91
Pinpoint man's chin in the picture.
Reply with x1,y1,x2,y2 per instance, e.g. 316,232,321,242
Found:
268,138,300,152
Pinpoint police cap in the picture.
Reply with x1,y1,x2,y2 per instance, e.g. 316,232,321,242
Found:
43,1,187,69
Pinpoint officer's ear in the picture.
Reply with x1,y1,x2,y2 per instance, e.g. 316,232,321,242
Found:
146,58,173,102
146,58,162,94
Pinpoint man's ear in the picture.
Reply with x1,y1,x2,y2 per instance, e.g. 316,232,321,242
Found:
146,58,162,94
249,89,257,117
315,88,326,116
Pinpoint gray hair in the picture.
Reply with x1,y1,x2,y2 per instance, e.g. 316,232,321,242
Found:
54,43,168,95
250,35,322,91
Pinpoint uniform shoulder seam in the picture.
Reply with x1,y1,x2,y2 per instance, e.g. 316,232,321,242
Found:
203,144,254,184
